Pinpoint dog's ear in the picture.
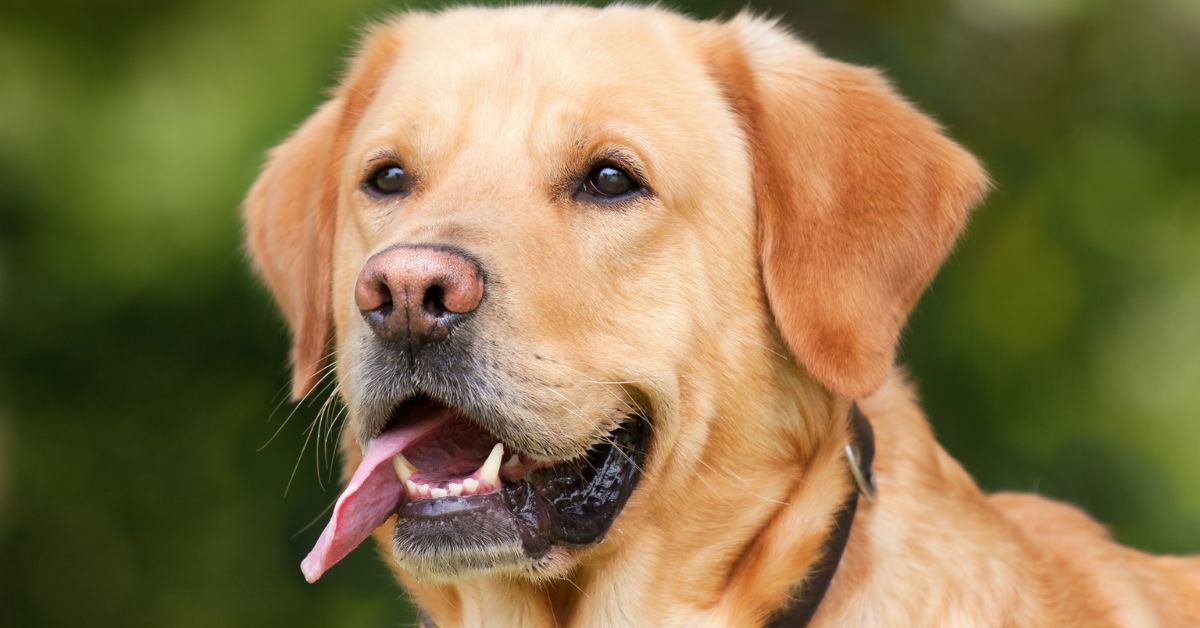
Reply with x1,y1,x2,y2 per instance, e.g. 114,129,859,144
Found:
708,17,989,398
244,26,400,399
244,99,340,400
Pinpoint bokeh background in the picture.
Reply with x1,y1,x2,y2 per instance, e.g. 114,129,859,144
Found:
1,0,1198,625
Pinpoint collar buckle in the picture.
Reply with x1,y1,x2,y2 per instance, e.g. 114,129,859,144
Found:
844,442,876,502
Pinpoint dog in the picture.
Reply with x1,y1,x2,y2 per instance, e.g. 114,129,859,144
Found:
243,5,1200,626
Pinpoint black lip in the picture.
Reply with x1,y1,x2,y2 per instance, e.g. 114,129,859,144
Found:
391,416,649,573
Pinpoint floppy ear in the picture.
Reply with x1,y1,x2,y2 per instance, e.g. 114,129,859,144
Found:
244,99,342,400
244,26,400,399
711,17,989,398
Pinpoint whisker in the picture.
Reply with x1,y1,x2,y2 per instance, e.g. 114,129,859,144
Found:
285,412,321,497
325,404,351,484
595,433,646,477
737,335,792,363
595,395,788,506
535,384,604,475
291,495,338,539
546,590,561,628
685,448,790,506
562,573,591,600
314,383,342,475
257,361,340,452
264,347,336,422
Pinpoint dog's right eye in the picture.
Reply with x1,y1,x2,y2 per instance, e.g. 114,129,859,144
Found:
365,164,411,196
577,162,645,204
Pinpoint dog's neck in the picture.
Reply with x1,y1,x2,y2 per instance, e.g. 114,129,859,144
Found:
765,403,874,627
400,367,870,626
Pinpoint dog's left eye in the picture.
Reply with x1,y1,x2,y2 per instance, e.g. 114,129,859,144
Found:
581,164,640,200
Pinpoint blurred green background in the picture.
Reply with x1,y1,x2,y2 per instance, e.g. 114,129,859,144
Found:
1,0,1197,625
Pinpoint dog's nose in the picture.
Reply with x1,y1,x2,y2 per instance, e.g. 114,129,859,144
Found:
355,245,484,347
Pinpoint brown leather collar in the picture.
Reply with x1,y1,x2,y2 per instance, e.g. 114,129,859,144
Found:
417,405,876,628
766,403,876,627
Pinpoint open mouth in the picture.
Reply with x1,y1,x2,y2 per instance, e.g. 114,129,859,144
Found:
301,395,648,582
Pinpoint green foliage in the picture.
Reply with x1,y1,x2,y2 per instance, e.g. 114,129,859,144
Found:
0,0,1196,625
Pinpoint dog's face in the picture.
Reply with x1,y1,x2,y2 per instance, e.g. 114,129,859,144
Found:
245,6,987,583
334,8,757,465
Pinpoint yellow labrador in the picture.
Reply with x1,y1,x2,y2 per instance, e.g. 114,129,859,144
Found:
244,5,1200,626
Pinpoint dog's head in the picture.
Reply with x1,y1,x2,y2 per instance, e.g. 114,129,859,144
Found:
245,6,986,583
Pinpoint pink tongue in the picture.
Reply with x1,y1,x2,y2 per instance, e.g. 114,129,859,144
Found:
300,412,450,583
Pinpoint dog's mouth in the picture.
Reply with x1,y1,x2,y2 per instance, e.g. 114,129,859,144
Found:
301,395,648,582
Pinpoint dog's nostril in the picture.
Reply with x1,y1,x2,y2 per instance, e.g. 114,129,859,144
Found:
423,285,448,318
373,284,394,314
356,273,395,316
373,302,394,322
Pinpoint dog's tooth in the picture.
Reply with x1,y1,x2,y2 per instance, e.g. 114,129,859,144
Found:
448,483,463,496
392,453,415,483
430,488,448,499
406,480,419,496
480,443,504,487
463,478,479,494
418,483,431,496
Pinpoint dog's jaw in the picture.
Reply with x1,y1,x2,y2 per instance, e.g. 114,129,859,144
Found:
396,367,852,626
303,386,650,584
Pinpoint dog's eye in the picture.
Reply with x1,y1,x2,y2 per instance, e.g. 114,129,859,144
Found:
582,164,639,199
365,164,411,196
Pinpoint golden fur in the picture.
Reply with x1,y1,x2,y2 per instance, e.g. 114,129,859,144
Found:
244,5,1200,626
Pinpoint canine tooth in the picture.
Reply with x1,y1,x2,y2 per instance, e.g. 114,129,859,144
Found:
406,480,419,495
448,483,463,496
418,483,430,496
431,488,448,499
463,478,479,493
480,443,504,487
392,454,415,482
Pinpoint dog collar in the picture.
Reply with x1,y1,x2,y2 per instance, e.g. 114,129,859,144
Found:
766,403,876,627
416,405,875,628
